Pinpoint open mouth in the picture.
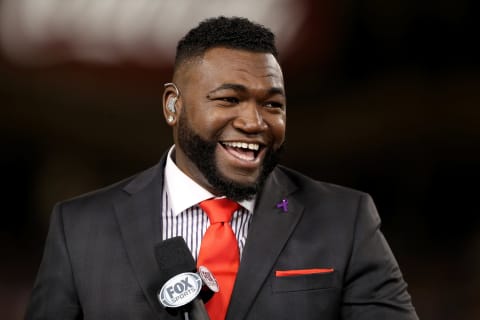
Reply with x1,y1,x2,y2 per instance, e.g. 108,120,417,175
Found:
220,141,263,161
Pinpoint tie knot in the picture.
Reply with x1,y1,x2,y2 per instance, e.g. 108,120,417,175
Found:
200,198,239,224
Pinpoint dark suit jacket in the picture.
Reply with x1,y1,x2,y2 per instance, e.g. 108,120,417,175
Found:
26,155,418,319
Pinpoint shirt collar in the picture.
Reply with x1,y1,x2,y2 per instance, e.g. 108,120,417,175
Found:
164,145,256,216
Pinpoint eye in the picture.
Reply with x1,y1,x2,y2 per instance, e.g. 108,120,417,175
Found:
220,97,240,104
214,97,240,107
264,101,285,109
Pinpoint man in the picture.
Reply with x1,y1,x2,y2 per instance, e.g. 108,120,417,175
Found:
26,16,418,319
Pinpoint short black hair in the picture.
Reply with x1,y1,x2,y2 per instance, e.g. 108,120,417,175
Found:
175,16,278,70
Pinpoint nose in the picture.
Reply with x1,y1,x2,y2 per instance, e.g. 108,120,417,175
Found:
232,102,268,134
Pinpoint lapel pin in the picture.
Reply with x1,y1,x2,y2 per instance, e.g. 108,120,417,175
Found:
276,199,288,212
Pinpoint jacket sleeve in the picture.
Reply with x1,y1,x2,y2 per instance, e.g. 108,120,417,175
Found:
25,203,82,320
341,194,418,320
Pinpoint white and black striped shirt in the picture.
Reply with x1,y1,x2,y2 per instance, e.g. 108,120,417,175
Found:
162,146,254,260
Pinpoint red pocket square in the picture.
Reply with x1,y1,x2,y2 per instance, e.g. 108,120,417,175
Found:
275,268,335,277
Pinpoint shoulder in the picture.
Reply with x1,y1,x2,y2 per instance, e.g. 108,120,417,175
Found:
274,165,368,200
271,165,376,223
56,161,163,219
271,166,381,242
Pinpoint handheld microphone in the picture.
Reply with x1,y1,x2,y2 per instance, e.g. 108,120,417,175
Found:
155,236,211,320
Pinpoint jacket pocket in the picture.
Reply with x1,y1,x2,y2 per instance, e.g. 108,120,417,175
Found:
275,268,334,277
272,268,337,293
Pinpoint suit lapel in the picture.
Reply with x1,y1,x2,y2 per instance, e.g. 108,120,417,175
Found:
227,167,304,319
113,159,166,317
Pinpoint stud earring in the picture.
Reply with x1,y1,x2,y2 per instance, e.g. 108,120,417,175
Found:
167,115,175,123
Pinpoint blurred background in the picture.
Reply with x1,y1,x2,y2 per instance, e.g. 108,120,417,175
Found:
0,0,478,319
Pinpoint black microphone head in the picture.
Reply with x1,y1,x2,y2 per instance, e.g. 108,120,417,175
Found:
155,236,196,286
155,237,212,319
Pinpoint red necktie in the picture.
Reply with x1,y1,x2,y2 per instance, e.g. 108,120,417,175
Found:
197,198,240,320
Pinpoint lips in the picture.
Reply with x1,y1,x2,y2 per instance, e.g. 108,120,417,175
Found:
220,141,262,162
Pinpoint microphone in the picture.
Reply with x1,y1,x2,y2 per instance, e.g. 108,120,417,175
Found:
155,236,211,320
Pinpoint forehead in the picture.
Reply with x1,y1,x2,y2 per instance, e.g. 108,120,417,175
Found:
180,47,284,92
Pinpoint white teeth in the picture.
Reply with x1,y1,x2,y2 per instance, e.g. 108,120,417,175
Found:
223,141,260,151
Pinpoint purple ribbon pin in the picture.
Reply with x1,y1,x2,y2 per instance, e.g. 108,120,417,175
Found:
276,199,288,212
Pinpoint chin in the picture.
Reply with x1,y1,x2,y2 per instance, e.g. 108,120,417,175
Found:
206,171,259,202
221,170,260,187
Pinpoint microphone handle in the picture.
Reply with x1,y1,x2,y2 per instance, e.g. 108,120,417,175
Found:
188,298,210,320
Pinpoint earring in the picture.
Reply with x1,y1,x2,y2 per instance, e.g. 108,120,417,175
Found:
167,115,175,123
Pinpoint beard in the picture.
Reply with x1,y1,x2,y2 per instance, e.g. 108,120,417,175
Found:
177,111,283,202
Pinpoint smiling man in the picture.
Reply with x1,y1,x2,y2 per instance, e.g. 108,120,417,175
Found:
169,46,286,201
26,17,418,320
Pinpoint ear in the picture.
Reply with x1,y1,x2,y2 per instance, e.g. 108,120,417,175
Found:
162,85,180,126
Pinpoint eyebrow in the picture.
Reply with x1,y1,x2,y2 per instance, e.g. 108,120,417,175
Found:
207,83,285,96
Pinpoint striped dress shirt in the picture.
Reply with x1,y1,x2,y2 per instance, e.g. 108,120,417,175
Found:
161,146,254,260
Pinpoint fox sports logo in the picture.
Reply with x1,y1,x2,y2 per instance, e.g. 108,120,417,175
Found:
158,272,202,308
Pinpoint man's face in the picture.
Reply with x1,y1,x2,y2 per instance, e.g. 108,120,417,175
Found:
170,47,286,199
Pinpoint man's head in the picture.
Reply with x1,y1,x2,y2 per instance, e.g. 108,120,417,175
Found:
163,16,286,201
